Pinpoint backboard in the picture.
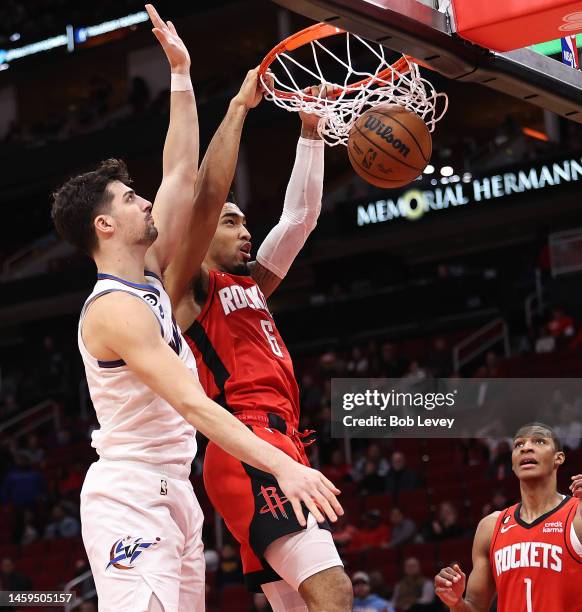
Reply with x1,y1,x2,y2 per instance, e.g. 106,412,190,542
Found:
268,0,582,123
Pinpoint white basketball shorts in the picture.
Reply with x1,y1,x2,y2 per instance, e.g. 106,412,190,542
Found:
80,458,205,612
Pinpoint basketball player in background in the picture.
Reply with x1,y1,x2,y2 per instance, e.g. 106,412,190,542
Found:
51,8,341,611
434,422,582,611
164,76,352,611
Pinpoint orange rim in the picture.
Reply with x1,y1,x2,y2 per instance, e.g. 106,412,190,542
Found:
259,23,418,101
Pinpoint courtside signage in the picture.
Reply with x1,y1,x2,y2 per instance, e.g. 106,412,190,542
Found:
356,156,582,226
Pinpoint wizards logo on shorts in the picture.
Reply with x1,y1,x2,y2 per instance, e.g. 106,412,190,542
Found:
106,536,161,570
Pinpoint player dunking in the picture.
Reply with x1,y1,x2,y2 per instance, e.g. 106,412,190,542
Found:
434,422,582,611
165,76,352,611
51,8,341,611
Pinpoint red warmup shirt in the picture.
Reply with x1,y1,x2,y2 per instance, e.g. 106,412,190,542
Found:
489,496,582,612
184,270,300,429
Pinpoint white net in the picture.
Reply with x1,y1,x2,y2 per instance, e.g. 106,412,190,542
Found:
260,30,448,147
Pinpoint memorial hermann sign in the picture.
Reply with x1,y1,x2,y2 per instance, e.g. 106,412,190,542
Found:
356,156,582,226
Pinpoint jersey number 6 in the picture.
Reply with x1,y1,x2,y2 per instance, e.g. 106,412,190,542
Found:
260,320,283,357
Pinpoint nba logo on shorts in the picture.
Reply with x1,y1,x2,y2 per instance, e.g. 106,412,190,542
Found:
160,479,168,495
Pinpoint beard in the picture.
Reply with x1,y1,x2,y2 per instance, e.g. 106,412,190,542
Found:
137,223,158,246
230,261,250,276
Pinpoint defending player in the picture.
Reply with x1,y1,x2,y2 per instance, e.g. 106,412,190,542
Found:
164,77,352,611
51,8,341,611
434,422,582,611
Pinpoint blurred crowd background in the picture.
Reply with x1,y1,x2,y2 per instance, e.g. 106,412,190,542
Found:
1,0,582,610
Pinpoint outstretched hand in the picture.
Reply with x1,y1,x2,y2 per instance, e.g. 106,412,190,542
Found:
146,4,190,74
275,460,343,527
232,68,274,110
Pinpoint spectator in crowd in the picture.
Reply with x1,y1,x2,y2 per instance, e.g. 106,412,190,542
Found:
215,543,244,588
402,361,427,389
385,507,416,549
331,514,360,551
548,306,575,339
0,558,32,591
358,460,386,496
426,336,452,378
319,350,346,378
58,461,85,495
347,346,369,374
1,455,46,508
422,501,465,542
352,571,394,612
353,443,390,481
535,324,556,354
16,508,39,546
554,402,582,450
379,342,406,378
44,503,80,539
72,558,96,600
350,509,390,551
299,373,322,411
369,569,393,601
490,440,513,480
204,548,220,572
385,451,420,497
392,557,436,611
482,490,509,517
37,334,69,398
322,449,352,484
19,434,45,466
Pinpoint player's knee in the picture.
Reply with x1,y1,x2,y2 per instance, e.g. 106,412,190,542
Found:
299,566,352,611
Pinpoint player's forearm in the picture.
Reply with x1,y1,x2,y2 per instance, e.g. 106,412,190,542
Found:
181,391,292,477
163,76,199,179
449,598,485,612
193,99,248,211
255,137,324,278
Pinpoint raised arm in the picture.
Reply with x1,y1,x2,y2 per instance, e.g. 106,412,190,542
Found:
83,291,342,527
434,513,497,612
250,88,325,298
164,68,265,304
143,4,199,275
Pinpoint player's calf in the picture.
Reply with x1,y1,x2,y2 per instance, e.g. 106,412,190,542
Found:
298,566,353,612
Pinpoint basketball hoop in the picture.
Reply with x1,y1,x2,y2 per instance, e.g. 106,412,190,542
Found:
259,23,448,147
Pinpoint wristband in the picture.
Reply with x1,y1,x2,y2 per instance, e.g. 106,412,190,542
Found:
171,73,193,92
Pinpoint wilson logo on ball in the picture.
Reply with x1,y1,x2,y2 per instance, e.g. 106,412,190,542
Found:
363,116,411,158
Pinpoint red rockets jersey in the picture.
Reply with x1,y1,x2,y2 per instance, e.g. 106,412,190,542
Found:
489,496,582,612
184,270,300,429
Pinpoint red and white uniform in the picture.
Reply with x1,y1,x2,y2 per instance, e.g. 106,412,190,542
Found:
489,496,582,612
185,270,300,429
186,270,341,592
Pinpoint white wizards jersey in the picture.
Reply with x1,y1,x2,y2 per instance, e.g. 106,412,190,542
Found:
78,270,197,466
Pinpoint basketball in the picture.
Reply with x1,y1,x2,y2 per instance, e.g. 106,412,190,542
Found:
347,104,432,189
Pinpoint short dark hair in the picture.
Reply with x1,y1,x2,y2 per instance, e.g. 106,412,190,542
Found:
514,422,563,452
51,159,132,255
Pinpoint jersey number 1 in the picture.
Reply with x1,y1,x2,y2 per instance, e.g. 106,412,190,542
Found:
524,578,533,612
260,320,283,357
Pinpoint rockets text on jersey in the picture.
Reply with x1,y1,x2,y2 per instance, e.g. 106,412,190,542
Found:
489,496,582,612
185,270,300,429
